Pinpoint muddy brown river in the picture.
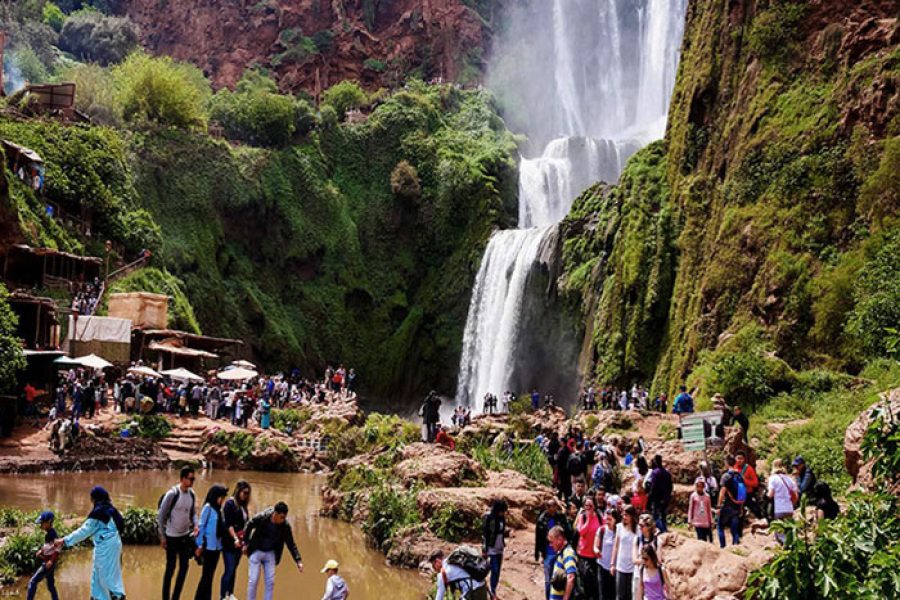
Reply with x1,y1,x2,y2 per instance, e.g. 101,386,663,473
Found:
0,470,427,599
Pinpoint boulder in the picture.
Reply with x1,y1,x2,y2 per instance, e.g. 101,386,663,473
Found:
417,470,553,530
661,533,763,599
844,387,900,491
641,439,706,485
393,443,486,487
386,525,453,568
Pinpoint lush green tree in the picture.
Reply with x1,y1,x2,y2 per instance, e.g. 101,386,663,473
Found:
113,53,210,130
209,70,306,146
390,160,421,202
9,47,50,85
42,2,66,32
322,80,368,118
0,285,26,394
58,11,138,65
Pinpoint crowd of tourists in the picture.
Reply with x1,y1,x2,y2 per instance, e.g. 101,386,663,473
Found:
26,467,349,600
71,278,103,315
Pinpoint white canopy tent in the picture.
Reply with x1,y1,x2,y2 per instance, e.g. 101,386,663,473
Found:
160,367,204,383
217,367,258,381
74,354,113,369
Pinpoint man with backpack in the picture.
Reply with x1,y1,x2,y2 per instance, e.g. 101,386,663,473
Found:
431,547,490,600
157,467,198,600
716,455,745,548
792,456,817,498
735,451,763,519
646,455,673,533
672,386,694,414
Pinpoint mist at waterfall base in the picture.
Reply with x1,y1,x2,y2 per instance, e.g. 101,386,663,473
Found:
454,0,687,413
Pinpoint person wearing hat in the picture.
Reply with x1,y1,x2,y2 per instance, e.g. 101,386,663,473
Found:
27,511,60,600
792,456,817,499
320,560,349,600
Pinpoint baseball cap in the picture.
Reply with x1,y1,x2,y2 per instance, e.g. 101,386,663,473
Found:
792,456,805,467
35,511,54,524
321,559,339,573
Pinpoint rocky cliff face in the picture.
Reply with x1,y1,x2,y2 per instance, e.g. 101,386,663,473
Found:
561,0,899,393
120,0,493,92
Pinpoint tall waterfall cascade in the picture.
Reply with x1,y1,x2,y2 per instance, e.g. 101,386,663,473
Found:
456,0,688,411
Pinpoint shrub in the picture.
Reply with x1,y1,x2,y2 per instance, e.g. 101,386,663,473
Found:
322,80,368,117
121,414,171,440
0,285,26,394
42,2,67,32
120,507,158,544
209,71,303,147
468,440,551,486
271,408,311,434
362,483,421,550
9,47,50,85
363,58,386,72
59,62,123,125
107,268,200,334
114,53,211,130
210,430,256,461
429,503,479,543
390,160,421,202
846,228,900,359
58,11,139,65
747,493,900,599
0,530,46,575
747,1,807,65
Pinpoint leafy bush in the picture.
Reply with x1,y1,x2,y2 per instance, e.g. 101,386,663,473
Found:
747,1,807,65
0,285,26,394
106,268,200,334
747,493,900,599
363,58,386,72
390,160,421,201
429,503,479,543
861,405,900,489
271,408,311,434
42,2,66,32
689,326,796,410
846,228,900,359
9,47,50,84
60,62,123,125
114,53,211,130
120,507,158,544
468,440,551,486
0,530,47,576
122,414,171,440
0,508,34,528
362,483,421,550
322,80,368,117
209,71,305,147
58,11,139,65
210,430,257,461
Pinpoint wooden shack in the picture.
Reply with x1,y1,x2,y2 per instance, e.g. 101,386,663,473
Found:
108,292,168,330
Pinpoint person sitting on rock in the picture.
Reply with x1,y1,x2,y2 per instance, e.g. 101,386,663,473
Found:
435,425,456,450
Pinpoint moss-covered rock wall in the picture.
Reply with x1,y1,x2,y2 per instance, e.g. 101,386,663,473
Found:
561,0,899,395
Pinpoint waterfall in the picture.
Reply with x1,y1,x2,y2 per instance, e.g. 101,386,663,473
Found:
456,0,687,412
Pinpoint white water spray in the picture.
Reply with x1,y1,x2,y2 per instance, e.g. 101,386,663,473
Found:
456,0,688,411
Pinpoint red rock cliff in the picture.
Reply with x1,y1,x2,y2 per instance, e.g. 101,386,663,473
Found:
120,0,492,93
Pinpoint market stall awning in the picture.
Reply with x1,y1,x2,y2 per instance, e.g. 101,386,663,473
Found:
161,368,204,382
129,365,162,378
148,341,218,359
74,354,113,369
217,367,258,381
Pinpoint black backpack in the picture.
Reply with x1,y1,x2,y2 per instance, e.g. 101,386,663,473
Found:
158,486,196,527
446,545,490,581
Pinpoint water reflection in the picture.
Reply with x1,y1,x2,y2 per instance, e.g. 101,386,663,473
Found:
0,470,426,599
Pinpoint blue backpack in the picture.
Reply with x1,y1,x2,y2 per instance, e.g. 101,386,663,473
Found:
730,471,747,504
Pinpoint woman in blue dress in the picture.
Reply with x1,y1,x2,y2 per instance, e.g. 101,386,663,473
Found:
259,397,271,430
55,486,126,600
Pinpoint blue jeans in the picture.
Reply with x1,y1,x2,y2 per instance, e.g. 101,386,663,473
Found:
652,502,668,533
718,511,741,548
220,549,242,597
488,553,503,596
27,564,59,600
247,550,277,600
542,554,556,600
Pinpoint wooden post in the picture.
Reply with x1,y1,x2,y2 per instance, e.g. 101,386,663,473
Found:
34,302,41,349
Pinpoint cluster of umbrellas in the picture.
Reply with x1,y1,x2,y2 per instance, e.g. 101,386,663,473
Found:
54,354,260,382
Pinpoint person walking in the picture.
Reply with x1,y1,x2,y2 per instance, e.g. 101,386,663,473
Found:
243,502,303,600
221,481,251,600
320,560,349,600
194,484,228,600
735,451,762,519
547,526,577,600
55,486,126,600
610,505,638,600
158,467,198,600
792,456,817,498
26,511,60,600
646,456,672,533
593,509,618,600
688,477,714,542
536,499,571,600
482,500,508,598
574,497,601,600
671,386,693,414
635,545,669,600
766,459,798,544
716,455,745,548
